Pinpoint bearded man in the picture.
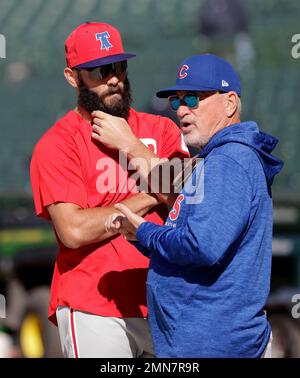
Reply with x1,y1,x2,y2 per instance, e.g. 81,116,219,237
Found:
30,22,189,358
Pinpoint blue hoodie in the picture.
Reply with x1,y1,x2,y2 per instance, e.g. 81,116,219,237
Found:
136,121,283,358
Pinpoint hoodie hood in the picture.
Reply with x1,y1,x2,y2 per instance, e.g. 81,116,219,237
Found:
198,121,284,185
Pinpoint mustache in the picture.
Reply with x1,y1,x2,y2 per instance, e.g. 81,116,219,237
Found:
104,85,124,96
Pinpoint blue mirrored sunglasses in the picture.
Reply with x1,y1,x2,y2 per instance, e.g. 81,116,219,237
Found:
168,93,200,111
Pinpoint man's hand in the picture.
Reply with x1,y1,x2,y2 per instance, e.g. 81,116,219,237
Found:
91,110,181,207
47,193,157,249
91,110,139,153
105,203,146,241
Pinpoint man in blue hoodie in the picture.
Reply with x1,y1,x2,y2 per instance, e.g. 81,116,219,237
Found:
95,54,283,357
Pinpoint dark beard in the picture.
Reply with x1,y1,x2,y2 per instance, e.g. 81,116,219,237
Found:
77,74,132,120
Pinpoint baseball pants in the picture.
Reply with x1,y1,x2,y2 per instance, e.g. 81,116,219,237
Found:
56,306,154,358
261,332,273,358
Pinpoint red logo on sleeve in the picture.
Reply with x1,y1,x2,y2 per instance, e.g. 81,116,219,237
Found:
169,194,185,221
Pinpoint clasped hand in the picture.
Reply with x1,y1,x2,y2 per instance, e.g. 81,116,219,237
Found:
105,204,146,241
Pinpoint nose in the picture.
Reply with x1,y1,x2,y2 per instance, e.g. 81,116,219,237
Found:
177,104,190,119
106,73,120,86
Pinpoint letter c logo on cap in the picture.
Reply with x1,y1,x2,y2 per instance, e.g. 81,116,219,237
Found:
178,64,189,79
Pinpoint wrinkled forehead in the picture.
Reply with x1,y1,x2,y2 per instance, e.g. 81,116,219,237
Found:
174,90,219,98
175,90,191,96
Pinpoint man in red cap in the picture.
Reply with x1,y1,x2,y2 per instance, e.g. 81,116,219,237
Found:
30,22,189,358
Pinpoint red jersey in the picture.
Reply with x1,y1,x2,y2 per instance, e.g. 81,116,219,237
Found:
30,108,189,325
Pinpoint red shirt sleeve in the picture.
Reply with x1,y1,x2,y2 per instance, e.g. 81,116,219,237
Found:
30,131,88,219
160,117,190,159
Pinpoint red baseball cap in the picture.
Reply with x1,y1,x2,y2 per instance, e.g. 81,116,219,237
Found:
65,22,136,68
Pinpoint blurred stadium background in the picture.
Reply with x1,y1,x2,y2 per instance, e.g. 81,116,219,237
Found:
0,0,300,358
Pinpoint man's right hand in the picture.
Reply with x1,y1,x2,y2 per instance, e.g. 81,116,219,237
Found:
105,203,146,241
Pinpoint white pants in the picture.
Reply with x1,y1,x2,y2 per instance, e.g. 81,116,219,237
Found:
261,333,272,358
56,306,154,358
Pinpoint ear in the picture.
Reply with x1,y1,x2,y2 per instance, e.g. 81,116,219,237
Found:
225,91,239,118
64,67,79,89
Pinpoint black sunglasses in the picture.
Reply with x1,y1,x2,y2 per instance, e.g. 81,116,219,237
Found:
76,60,127,81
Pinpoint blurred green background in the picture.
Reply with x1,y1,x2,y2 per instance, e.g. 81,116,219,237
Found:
0,0,300,196
0,0,300,358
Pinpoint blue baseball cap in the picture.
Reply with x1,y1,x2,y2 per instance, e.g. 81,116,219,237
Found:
156,54,241,98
